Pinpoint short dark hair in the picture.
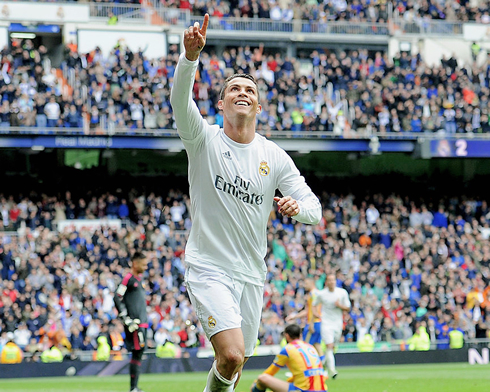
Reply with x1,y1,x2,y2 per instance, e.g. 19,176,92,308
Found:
284,324,301,340
132,251,146,262
219,74,259,101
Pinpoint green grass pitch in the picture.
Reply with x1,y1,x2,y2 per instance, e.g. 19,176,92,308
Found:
2,363,489,392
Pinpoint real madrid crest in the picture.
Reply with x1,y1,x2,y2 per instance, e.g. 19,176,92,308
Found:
57,6,65,19
259,161,269,176
208,316,216,328
1,5,9,18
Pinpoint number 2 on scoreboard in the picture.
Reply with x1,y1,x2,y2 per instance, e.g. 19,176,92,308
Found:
455,139,468,157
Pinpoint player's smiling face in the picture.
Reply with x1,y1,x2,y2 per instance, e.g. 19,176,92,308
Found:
218,79,261,117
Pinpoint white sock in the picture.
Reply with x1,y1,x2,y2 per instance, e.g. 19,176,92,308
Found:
203,360,238,392
326,348,336,374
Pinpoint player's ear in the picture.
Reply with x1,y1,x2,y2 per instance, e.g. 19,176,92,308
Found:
218,100,223,111
256,103,262,114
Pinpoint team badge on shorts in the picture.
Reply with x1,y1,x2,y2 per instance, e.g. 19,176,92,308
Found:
208,316,216,328
259,161,270,176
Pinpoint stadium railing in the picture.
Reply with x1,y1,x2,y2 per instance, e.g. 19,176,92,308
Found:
88,3,388,35
89,3,191,26
390,17,464,36
191,16,390,36
86,3,463,37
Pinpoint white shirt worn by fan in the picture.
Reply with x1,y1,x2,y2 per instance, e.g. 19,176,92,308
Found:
170,53,321,286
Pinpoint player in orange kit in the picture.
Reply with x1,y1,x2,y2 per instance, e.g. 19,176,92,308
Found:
251,324,327,392
286,278,323,360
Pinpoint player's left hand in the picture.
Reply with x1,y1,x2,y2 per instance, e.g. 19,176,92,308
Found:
274,196,300,218
184,13,209,61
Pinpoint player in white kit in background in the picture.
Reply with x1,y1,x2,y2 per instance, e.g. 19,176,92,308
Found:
170,14,322,392
313,273,351,379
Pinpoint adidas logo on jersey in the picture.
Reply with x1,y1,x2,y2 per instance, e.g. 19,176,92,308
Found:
222,151,232,160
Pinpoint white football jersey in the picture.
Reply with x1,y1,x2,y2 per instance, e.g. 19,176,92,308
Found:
314,287,351,329
170,54,322,285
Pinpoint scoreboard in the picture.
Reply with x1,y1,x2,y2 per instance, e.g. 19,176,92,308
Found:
428,139,490,158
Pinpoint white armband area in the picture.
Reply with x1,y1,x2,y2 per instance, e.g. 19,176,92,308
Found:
116,285,127,297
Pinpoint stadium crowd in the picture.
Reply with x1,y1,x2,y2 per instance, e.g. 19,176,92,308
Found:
188,0,490,25
1,185,490,361
47,0,490,24
2,37,490,136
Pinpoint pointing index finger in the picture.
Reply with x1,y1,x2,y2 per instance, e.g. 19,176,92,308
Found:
201,13,209,36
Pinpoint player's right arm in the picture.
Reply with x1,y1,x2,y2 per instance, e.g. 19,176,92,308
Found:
114,273,140,332
169,14,209,146
263,363,281,376
271,347,294,382
114,273,130,319
269,346,289,372
286,308,307,322
336,289,351,312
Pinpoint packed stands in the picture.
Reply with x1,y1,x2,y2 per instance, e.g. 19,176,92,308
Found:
1,187,489,359
75,0,490,23
1,37,489,136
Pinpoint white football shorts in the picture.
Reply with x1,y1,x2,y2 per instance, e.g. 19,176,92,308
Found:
184,263,263,357
321,324,342,345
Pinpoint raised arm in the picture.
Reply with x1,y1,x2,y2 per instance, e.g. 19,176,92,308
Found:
169,14,210,146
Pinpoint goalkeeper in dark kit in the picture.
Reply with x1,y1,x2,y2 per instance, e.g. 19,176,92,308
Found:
114,251,149,392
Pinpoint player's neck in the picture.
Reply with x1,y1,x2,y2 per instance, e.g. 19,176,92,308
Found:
223,120,256,144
